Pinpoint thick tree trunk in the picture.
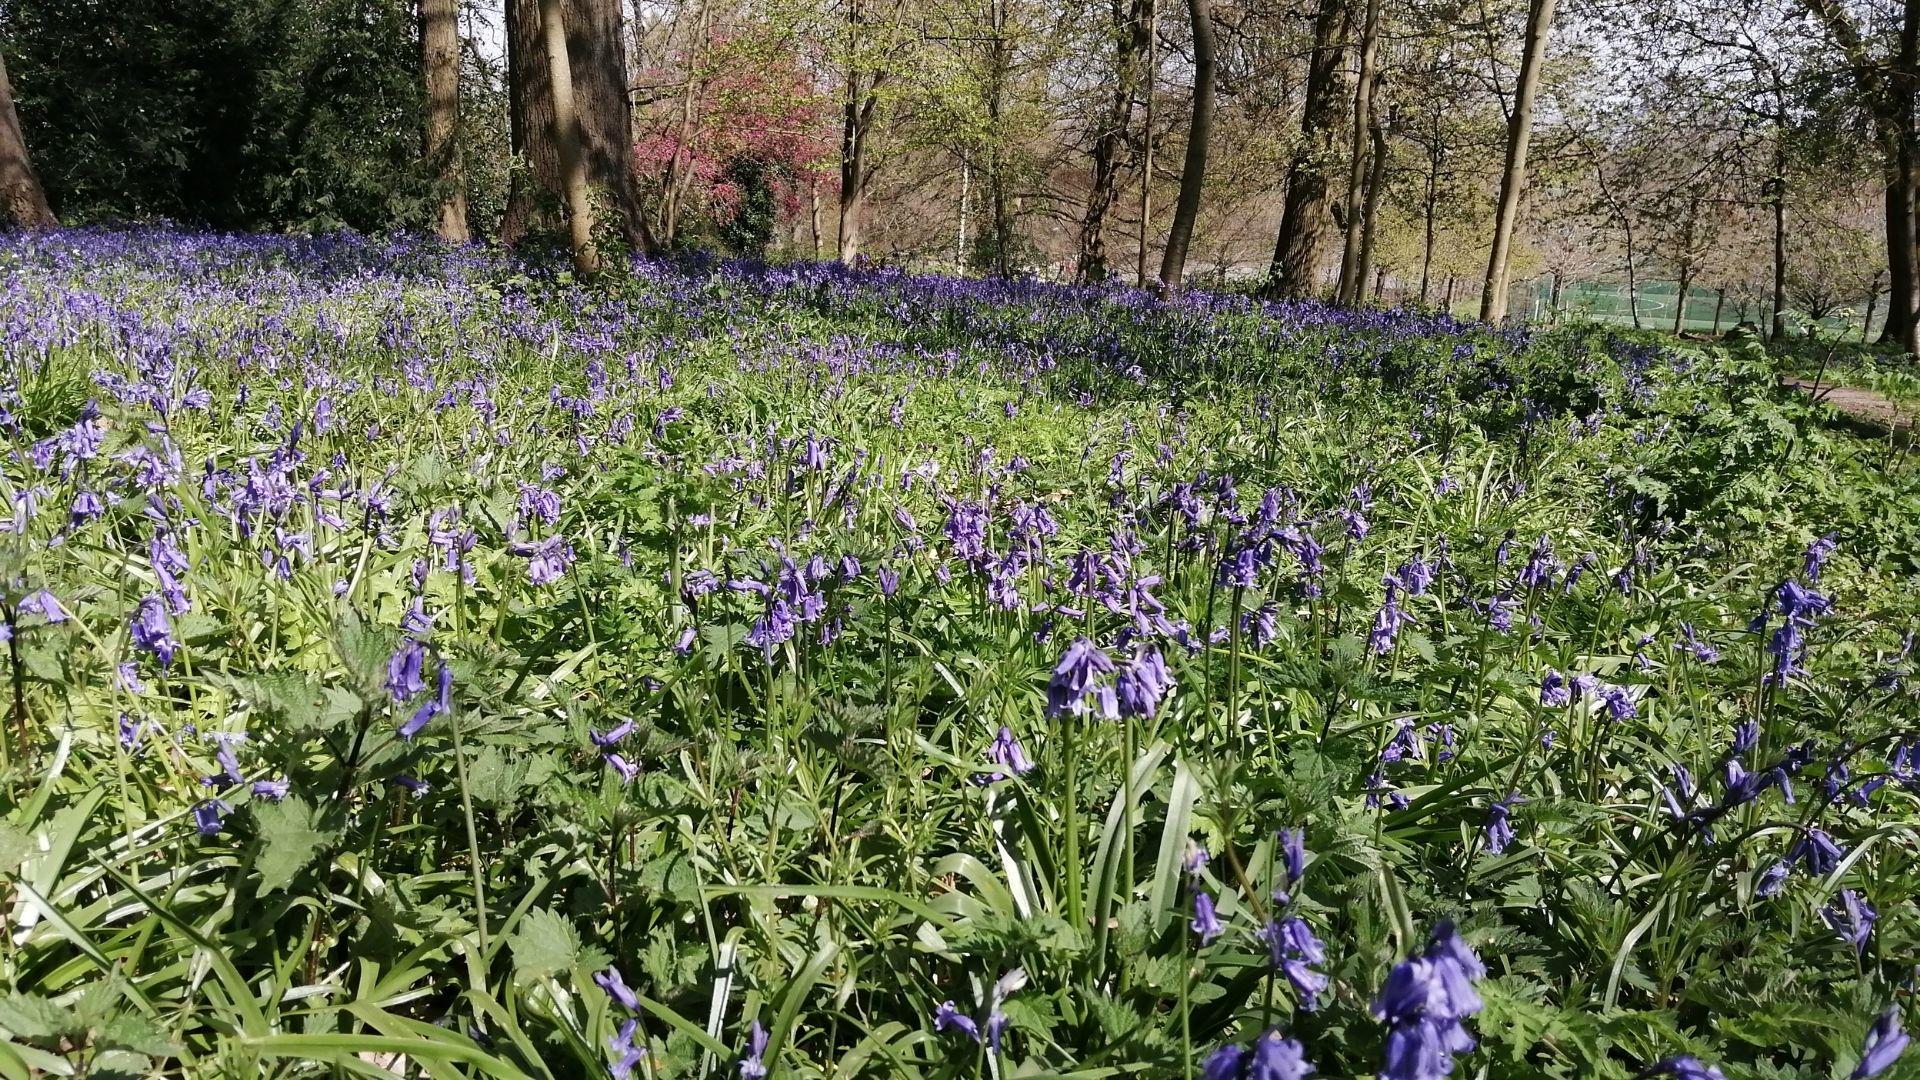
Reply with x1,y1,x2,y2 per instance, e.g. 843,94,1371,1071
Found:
1156,0,1214,287
1264,0,1350,298
421,0,470,242
1336,0,1381,305
837,74,881,264
539,0,601,275
1882,0,1920,350
504,0,651,251
0,51,56,230
1480,0,1556,322
1076,0,1154,284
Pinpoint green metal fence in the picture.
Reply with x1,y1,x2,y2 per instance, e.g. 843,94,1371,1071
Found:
1510,279,1881,338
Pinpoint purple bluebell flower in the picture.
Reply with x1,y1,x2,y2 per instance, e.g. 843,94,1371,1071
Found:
1246,1029,1314,1080
979,726,1035,784
1201,1044,1248,1080
606,1018,648,1079
1804,533,1839,582
1756,860,1792,897
739,1020,769,1079
1192,891,1224,944
1540,669,1569,708
399,662,452,739
1262,916,1329,1011
14,589,64,623
933,1001,980,1041
1116,648,1173,718
605,752,641,783
595,966,641,1010
386,638,427,701
1368,584,1411,655
193,798,231,837
592,719,637,747
1046,638,1115,718
1280,827,1306,888
1649,1056,1726,1080
1855,1009,1909,1079
1824,889,1877,953
130,595,178,667
1483,794,1520,855
1373,922,1484,1080
250,779,289,801
1790,828,1845,876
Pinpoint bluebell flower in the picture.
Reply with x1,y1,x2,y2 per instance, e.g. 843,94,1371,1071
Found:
605,752,641,783
1855,1008,1909,1079
1201,1044,1248,1080
193,798,231,837
1790,828,1845,875
1046,638,1115,718
1483,794,1520,855
1649,1055,1726,1080
933,1001,980,1041
1804,534,1839,581
1116,648,1173,718
250,779,289,801
130,595,178,667
1373,922,1483,1080
1192,891,1224,944
1756,860,1792,897
739,1020,769,1079
606,1018,648,1079
386,638,427,701
399,662,451,739
1824,889,1877,953
1247,1029,1315,1080
595,966,642,1011
978,726,1035,783
1279,826,1306,887
1540,669,1569,708
1262,917,1329,1011
592,720,637,747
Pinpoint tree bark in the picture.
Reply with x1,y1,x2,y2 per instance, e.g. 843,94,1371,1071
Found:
1136,0,1157,287
1883,0,1919,349
504,0,652,252
837,74,881,264
1156,0,1214,287
421,0,470,242
1076,0,1154,283
0,50,56,230
539,0,601,275
1264,0,1350,298
1335,0,1382,305
1354,106,1388,307
1769,165,1787,341
1480,0,1556,322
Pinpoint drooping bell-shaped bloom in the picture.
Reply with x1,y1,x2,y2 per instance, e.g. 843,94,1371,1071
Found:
933,1001,980,1042
1046,638,1115,718
1855,1009,1910,1079
1191,890,1224,944
594,966,641,1011
130,595,178,667
738,1020,770,1079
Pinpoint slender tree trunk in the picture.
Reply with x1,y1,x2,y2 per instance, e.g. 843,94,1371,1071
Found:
421,0,470,242
1442,272,1454,311
1673,263,1690,335
809,175,822,260
1336,0,1382,305
1266,0,1350,297
1136,0,1157,288
1479,0,1557,322
539,0,601,275
504,0,652,251
0,50,56,229
1157,0,1214,287
985,0,1014,277
1354,108,1387,307
1076,0,1153,283
1864,269,1884,340
1770,161,1788,341
1713,287,1726,335
1418,140,1438,304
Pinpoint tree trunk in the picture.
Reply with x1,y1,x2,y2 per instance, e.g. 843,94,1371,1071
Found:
1770,162,1787,341
1136,0,1157,288
1673,265,1690,335
985,0,1015,277
1712,287,1726,335
1442,272,1454,311
1480,0,1556,322
837,75,880,264
420,0,470,242
1156,0,1214,287
1076,0,1154,283
1336,0,1382,305
539,0,601,275
504,0,652,252
1864,269,1884,341
1354,109,1388,307
1418,140,1438,304
1883,0,1920,351
0,50,56,230
1265,0,1350,297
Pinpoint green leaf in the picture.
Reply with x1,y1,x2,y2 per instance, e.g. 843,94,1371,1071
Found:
252,796,339,893
508,908,580,982
0,994,72,1040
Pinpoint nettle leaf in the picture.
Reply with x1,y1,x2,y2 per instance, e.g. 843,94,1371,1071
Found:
466,746,530,808
252,796,340,893
333,610,398,701
509,907,581,982
0,992,74,1040
238,670,335,733
0,822,32,877
98,1012,175,1056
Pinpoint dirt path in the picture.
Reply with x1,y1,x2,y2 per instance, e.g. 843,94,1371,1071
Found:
1782,377,1917,437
